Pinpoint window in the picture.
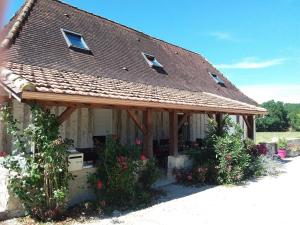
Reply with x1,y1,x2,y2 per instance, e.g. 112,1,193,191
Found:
142,52,163,68
209,72,225,86
61,29,90,51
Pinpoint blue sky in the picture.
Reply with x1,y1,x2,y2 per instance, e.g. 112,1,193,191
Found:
3,0,300,103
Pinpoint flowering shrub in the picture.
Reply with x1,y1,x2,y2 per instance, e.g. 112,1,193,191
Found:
88,136,160,212
184,116,273,185
214,124,251,184
0,105,73,221
174,166,208,185
257,143,268,155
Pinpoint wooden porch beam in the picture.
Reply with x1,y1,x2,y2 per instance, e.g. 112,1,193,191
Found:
58,107,76,124
243,115,254,139
22,91,267,115
169,111,178,156
23,99,260,116
127,110,147,135
178,113,190,131
216,113,223,135
143,109,153,158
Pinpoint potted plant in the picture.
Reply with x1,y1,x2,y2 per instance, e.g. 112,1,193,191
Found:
277,138,288,159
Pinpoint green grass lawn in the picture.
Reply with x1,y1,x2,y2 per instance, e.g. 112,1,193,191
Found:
256,132,300,143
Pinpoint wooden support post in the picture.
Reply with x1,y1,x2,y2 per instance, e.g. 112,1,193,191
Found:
243,115,254,140
143,109,153,159
169,111,178,156
178,113,190,131
127,110,146,135
58,107,76,125
216,113,223,135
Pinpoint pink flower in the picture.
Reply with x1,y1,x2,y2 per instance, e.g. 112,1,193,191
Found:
140,154,147,161
135,138,141,145
97,180,103,190
187,175,193,181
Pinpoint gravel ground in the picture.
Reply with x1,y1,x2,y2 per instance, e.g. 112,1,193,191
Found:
2,157,299,225
79,157,300,225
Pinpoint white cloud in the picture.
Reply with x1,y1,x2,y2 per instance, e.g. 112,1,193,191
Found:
216,58,286,69
239,84,300,104
209,32,234,41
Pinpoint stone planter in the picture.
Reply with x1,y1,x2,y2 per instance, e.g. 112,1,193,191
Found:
287,150,300,157
167,155,192,179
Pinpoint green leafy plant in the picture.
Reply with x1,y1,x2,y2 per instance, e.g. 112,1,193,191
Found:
0,104,73,221
88,136,160,212
278,138,288,149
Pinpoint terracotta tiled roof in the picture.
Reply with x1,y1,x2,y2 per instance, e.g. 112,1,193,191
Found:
0,62,266,114
0,0,265,114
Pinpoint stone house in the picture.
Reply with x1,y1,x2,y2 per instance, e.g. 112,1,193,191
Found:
0,0,266,218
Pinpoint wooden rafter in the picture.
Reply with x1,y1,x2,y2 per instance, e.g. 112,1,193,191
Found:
126,110,147,135
207,113,214,119
243,115,251,130
58,107,76,124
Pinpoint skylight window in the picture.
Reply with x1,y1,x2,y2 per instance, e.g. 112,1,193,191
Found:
61,29,90,52
142,53,163,68
209,72,225,86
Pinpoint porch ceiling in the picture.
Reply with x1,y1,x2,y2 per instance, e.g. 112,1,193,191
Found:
0,62,267,115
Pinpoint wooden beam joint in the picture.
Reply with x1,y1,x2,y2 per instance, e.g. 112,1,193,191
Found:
127,110,147,135
58,107,76,125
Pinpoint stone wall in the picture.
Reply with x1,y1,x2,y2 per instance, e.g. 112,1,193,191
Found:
0,166,97,220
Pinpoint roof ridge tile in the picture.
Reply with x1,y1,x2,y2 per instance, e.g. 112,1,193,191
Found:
0,0,37,49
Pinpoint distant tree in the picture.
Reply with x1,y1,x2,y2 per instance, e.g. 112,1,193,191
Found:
285,103,300,131
256,100,290,132
289,112,300,131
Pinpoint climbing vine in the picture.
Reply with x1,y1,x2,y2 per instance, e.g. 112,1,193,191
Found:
0,104,73,221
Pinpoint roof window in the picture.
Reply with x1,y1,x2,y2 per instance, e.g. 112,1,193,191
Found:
61,29,90,52
209,72,225,86
142,53,163,68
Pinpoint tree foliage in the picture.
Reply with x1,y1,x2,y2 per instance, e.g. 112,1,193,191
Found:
256,100,290,132
286,103,300,131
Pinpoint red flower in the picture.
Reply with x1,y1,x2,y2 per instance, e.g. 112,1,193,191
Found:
0,151,7,157
140,154,147,161
135,138,141,145
97,180,103,190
